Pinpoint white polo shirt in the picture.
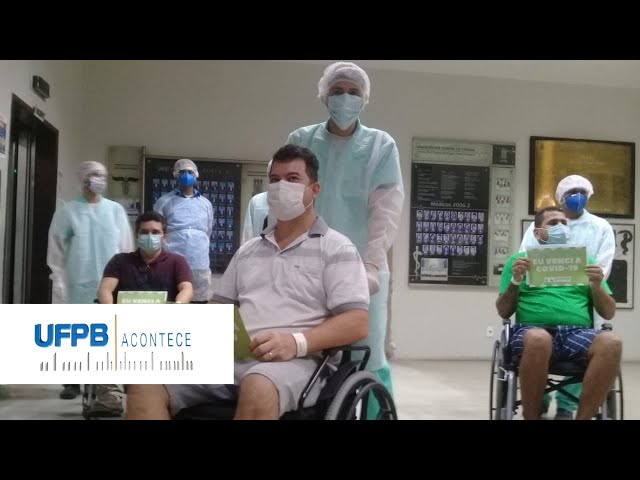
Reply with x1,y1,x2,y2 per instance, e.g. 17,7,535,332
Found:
212,216,369,338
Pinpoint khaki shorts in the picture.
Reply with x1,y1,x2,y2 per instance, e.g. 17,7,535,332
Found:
166,356,335,417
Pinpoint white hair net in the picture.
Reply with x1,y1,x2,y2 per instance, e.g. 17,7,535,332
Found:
173,158,199,178
555,174,594,202
317,62,371,106
77,161,107,182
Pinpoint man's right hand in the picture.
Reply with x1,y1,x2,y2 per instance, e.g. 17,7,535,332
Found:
585,264,604,286
511,257,529,283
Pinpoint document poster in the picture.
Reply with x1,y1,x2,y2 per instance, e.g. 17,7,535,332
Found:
409,163,490,285
526,245,588,287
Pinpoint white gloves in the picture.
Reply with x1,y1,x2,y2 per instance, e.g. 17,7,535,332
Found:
50,274,68,304
365,263,380,295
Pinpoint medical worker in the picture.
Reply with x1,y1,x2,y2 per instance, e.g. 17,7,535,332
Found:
47,160,133,405
287,61,405,399
153,159,214,303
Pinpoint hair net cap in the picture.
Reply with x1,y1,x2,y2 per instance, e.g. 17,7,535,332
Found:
77,161,107,182
555,174,594,202
318,62,371,106
173,158,199,178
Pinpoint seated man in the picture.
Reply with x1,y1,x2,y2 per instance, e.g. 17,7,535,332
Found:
90,211,193,416
126,144,370,420
496,206,621,420
98,211,194,304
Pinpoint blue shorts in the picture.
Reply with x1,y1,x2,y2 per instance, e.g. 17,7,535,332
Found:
509,325,600,365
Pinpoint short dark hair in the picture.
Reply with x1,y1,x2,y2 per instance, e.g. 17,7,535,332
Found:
271,144,319,182
135,211,167,233
534,206,563,227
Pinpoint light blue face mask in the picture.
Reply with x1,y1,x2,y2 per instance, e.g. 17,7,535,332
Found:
540,224,570,245
327,93,363,130
138,233,163,253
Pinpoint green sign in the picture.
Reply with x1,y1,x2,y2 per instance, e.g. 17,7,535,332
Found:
234,306,252,360
526,246,588,287
117,291,168,304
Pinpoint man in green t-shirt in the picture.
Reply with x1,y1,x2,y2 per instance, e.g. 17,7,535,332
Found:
496,206,621,420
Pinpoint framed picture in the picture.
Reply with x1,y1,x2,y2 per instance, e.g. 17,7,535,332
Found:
609,224,634,309
529,136,635,218
521,219,533,239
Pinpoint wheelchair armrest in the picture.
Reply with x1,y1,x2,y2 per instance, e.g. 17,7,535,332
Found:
322,345,370,371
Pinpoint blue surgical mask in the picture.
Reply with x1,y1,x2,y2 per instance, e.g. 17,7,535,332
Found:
178,172,196,188
540,224,570,245
138,233,163,253
563,192,587,213
327,93,363,131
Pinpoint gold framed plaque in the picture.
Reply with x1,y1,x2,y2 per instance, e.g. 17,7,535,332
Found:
529,136,635,218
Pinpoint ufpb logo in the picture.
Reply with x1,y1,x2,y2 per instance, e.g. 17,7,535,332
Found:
0,304,234,384
35,323,109,347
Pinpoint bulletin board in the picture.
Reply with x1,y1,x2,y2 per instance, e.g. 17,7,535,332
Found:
409,138,516,286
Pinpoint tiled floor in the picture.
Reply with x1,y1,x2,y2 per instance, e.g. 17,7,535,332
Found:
1,360,637,420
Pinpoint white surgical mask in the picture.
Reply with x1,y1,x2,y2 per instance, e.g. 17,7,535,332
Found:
327,93,363,130
87,176,107,195
267,180,313,221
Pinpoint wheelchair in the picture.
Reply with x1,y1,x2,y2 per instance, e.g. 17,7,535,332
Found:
173,345,398,420
489,319,623,420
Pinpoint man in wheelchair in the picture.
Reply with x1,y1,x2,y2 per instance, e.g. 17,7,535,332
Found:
126,144,370,420
495,206,621,420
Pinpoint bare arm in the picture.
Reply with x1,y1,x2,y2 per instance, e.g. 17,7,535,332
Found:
97,277,118,304
495,257,528,319
496,283,520,319
175,281,193,304
302,308,368,354
249,309,368,361
586,265,616,320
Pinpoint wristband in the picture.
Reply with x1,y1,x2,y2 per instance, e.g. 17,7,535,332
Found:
291,333,308,358
510,277,522,286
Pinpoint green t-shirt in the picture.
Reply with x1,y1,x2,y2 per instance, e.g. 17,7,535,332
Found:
498,252,612,328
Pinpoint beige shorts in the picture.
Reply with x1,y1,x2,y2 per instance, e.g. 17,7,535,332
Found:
166,356,335,417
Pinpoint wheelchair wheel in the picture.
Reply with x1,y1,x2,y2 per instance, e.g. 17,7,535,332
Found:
489,340,507,420
324,371,397,420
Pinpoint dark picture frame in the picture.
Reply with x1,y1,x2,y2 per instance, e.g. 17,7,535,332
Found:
529,136,635,218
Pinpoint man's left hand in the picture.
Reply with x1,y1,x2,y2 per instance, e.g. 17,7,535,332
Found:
249,332,297,362
586,265,604,286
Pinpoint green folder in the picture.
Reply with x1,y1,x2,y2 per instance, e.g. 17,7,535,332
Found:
526,245,588,287
117,291,168,304
234,306,252,360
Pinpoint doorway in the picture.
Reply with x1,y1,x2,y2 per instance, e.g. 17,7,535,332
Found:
2,94,59,304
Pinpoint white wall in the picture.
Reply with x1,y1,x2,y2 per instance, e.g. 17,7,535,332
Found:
0,60,88,299
84,60,640,360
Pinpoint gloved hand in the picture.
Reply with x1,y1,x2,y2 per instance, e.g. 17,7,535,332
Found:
364,263,380,295
51,275,68,304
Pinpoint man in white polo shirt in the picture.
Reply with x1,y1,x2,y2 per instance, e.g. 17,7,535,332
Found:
126,144,370,420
